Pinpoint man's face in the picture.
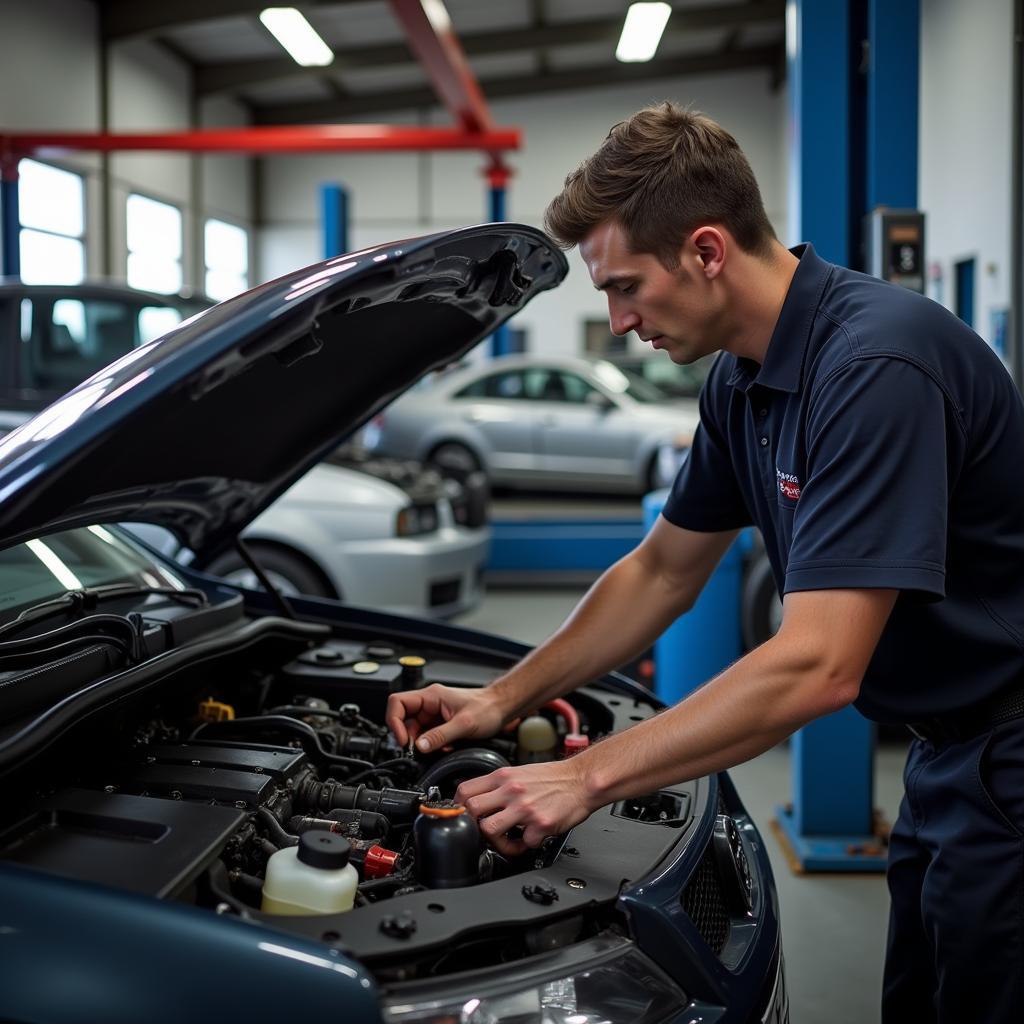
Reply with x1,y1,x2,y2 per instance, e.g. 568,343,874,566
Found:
580,219,720,364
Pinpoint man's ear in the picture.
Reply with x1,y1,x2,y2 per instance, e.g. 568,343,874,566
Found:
690,227,726,278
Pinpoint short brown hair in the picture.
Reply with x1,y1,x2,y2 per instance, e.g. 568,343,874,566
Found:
544,102,776,265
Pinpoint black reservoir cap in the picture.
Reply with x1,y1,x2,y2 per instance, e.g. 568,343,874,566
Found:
297,831,351,870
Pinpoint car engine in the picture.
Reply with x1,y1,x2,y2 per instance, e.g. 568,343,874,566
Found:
0,617,703,983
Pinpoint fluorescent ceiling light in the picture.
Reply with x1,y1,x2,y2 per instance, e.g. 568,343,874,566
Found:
421,0,452,33
26,539,82,590
259,8,334,67
616,2,672,63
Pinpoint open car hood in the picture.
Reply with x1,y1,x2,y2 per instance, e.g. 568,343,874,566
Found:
0,224,566,558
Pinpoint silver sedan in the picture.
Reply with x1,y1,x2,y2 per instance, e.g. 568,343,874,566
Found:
363,355,700,494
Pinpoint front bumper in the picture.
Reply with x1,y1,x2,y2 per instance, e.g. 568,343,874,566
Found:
334,524,490,618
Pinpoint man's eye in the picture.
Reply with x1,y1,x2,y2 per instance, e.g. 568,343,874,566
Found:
621,283,637,295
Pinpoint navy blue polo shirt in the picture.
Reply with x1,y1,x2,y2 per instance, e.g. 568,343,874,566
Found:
663,244,1024,722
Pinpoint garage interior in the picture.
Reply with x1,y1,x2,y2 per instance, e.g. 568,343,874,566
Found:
1,2,1021,1022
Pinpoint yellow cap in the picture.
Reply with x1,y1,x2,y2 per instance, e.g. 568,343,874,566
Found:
198,698,235,722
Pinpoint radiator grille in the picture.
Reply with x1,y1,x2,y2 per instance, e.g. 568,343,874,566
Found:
681,846,731,955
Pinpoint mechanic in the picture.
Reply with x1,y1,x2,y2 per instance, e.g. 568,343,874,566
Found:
386,102,1024,1022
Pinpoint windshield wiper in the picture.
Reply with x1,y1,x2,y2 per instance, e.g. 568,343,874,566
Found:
0,584,208,641
0,612,147,667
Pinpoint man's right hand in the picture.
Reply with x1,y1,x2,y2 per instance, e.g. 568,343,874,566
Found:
385,684,507,753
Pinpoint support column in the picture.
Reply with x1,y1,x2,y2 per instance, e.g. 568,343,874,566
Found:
320,183,349,259
866,0,920,214
774,0,894,872
785,0,851,264
1,158,20,277
486,159,512,358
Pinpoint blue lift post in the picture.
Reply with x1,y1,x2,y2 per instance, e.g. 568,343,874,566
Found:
486,159,512,358
320,183,349,260
1,159,20,277
775,0,920,872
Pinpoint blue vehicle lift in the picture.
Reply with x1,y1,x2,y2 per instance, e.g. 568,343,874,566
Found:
775,0,920,872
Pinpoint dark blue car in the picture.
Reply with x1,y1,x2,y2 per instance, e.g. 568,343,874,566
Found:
0,225,787,1023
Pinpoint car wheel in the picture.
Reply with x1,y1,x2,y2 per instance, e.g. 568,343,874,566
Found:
203,545,336,599
741,552,783,651
428,441,481,483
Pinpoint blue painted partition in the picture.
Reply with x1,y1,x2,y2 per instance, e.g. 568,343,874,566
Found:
487,517,645,576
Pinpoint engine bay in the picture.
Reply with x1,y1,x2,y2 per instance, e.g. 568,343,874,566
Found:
0,618,702,983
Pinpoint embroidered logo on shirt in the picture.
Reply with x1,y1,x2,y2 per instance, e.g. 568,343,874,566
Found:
776,467,802,501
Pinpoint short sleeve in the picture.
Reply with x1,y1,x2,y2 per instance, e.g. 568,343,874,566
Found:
784,357,958,598
662,375,753,532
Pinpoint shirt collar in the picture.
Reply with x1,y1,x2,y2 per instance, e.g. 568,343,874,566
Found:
726,243,833,394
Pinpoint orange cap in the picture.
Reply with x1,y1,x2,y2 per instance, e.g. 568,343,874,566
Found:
419,801,466,818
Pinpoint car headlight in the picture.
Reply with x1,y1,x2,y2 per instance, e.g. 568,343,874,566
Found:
382,940,687,1024
396,503,440,536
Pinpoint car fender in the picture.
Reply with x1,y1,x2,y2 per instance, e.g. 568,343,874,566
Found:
0,864,380,1023
415,419,494,465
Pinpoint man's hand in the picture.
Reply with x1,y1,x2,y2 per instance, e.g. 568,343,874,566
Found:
455,757,596,856
386,683,506,753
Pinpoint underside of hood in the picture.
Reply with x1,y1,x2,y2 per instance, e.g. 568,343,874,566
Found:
0,225,567,558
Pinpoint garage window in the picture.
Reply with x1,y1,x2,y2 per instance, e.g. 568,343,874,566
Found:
204,218,249,301
126,194,183,294
17,160,86,285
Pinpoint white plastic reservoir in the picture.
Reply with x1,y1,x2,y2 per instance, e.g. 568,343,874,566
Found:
261,831,358,915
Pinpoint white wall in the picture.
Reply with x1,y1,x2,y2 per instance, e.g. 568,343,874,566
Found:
258,67,788,358
3,0,1014,353
919,0,1014,348
0,0,100,134
0,0,254,293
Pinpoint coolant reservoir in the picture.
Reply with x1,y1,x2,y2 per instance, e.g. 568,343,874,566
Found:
261,832,358,915
517,715,557,763
414,799,480,888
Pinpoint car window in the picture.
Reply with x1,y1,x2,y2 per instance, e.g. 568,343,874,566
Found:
455,370,527,400
0,526,189,619
519,369,565,402
559,372,602,404
19,295,188,394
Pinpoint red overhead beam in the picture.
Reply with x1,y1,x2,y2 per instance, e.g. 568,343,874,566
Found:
0,124,520,164
389,0,494,134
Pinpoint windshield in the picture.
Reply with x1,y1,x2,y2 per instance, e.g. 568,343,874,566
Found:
0,526,190,621
616,368,672,403
614,354,714,400
589,360,670,404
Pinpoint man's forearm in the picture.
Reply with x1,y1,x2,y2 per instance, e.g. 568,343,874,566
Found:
486,552,701,721
575,629,859,807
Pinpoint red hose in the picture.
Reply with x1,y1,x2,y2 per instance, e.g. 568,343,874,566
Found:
543,698,579,736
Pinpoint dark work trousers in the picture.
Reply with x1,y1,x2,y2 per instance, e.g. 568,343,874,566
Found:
882,717,1024,1022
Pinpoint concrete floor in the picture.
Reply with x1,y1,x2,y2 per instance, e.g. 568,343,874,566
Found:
457,584,906,1024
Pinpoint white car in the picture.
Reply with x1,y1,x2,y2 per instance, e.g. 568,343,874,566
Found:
126,461,489,619
201,461,489,618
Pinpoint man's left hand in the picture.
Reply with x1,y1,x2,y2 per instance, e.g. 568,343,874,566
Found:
455,757,595,856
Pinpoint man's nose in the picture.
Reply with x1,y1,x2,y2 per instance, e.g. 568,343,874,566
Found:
609,300,640,337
